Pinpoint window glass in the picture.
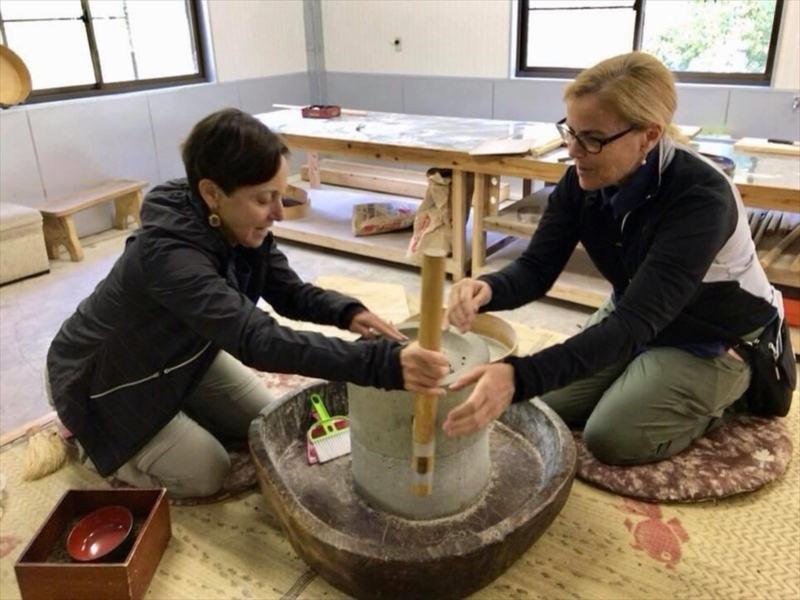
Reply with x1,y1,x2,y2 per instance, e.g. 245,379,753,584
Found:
642,0,779,74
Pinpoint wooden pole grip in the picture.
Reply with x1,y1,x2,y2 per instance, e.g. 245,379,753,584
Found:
760,224,800,269
411,249,447,496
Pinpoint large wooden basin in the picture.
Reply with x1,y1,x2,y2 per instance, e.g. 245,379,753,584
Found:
249,380,576,600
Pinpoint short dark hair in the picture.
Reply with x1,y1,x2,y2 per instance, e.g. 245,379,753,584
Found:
181,108,289,197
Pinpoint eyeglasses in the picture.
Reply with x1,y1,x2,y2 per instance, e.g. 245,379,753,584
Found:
556,118,636,154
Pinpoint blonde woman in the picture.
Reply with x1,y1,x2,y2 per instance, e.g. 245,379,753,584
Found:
443,52,792,464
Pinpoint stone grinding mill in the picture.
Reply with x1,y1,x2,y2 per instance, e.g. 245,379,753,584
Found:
249,251,577,599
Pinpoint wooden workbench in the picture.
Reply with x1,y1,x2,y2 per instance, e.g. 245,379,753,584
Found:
256,110,799,292
256,109,562,280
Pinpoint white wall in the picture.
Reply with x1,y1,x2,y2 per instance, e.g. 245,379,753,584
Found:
208,0,307,81
323,0,510,78
774,0,800,90
323,0,798,91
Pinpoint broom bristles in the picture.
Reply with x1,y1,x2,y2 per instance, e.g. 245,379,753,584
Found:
23,429,69,481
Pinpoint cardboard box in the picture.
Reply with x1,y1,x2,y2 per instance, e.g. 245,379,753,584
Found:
15,488,171,600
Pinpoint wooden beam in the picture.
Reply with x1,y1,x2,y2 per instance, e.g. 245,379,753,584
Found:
0,410,57,447
300,159,511,201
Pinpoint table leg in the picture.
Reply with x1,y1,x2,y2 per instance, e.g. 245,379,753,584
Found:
450,170,468,281
307,152,321,188
471,173,490,277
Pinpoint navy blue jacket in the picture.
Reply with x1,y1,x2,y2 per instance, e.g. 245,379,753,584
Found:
47,180,403,475
480,139,779,403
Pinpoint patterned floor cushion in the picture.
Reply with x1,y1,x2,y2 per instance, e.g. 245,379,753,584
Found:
573,415,793,502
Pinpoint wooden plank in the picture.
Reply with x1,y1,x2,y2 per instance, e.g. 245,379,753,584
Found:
0,410,57,447
546,281,606,309
477,238,612,310
300,159,511,201
734,137,800,157
40,179,148,217
736,184,800,213
471,173,490,273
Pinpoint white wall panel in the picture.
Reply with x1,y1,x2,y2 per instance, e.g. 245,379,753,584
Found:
323,0,510,78
773,0,800,90
208,0,307,81
0,110,45,206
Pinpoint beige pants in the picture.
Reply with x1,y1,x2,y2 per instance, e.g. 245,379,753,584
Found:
113,351,273,497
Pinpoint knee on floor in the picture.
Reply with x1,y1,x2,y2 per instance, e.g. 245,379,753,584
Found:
582,421,655,466
172,442,231,498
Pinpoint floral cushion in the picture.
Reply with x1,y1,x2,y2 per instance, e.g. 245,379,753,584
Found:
573,415,793,502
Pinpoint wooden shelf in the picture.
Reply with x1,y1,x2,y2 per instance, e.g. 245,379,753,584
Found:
272,185,508,279
476,238,612,308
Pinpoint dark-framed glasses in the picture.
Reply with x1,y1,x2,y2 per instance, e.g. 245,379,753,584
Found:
556,118,636,154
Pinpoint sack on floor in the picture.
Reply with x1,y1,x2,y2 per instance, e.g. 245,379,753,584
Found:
737,317,796,417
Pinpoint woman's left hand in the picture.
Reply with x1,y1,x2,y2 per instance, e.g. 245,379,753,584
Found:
349,310,408,342
442,362,515,437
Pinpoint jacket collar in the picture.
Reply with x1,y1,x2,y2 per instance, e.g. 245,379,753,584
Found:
600,136,676,220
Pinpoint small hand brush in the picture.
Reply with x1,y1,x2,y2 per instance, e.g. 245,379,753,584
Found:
306,393,351,463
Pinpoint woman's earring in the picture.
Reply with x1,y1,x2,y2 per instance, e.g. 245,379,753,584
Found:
208,213,221,227
641,157,647,166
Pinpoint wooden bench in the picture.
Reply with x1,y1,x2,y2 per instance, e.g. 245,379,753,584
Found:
40,179,148,261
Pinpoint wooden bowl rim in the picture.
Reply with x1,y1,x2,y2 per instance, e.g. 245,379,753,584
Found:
0,45,32,106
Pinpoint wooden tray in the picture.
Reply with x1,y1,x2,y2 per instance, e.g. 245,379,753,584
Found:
15,489,171,600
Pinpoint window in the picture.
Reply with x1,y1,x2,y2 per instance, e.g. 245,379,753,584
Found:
0,0,205,102
516,0,784,85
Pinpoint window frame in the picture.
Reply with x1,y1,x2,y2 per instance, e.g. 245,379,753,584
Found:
0,0,207,103
515,0,785,86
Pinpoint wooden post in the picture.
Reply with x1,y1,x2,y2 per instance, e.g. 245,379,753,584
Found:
411,249,447,496
451,170,468,281
112,189,143,229
761,224,800,269
471,173,491,276
307,152,322,188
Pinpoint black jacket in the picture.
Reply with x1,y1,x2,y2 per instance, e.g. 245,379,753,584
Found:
47,180,403,475
481,139,779,403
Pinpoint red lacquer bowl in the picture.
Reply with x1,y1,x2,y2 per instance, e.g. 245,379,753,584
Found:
66,505,134,562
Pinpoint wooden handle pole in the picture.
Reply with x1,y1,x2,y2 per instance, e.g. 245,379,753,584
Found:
411,249,447,496
760,224,800,269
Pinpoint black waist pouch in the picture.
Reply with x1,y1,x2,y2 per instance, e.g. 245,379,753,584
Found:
736,318,796,417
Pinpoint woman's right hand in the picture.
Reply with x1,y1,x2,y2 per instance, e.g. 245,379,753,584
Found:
445,278,492,333
399,342,450,395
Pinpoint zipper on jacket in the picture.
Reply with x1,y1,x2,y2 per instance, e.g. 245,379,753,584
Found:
89,341,213,399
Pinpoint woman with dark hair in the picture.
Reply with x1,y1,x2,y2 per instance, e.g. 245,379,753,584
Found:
443,52,793,465
47,108,448,497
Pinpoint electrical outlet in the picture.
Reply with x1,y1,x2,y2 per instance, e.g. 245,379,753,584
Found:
393,37,402,52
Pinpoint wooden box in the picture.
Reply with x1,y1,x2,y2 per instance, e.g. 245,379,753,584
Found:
15,488,171,600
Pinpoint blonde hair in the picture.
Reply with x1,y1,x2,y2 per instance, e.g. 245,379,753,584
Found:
564,52,685,142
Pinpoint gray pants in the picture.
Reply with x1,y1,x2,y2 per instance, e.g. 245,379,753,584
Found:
540,300,751,465
113,352,273,497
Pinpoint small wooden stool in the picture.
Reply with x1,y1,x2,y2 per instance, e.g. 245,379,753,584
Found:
40,179,147,261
